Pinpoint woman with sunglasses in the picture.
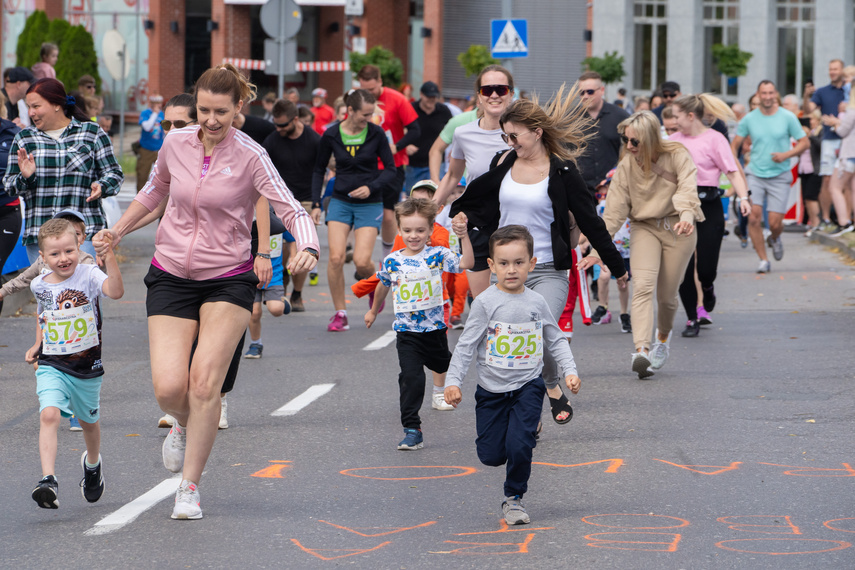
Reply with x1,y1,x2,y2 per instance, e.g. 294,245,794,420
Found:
310,88,396,332
450,84,628,424
433,65,516,297
580,111,702,379
669,94,750,338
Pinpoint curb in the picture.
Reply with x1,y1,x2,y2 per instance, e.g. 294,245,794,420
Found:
809,231,855,261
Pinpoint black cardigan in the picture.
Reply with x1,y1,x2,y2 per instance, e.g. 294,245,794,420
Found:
450,149,627,276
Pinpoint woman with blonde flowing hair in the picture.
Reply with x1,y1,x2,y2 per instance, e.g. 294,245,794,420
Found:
580,110,701,379
451,83,628,425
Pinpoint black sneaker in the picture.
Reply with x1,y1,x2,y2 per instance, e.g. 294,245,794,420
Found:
591,305,608,324
32,475,59,509
702,285,716,312
681,320,700,338
619,313,632,333
80,452,105,503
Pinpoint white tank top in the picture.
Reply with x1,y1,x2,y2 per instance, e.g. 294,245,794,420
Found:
498,170,553,264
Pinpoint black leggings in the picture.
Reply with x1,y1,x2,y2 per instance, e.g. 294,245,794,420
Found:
679,199,725,321
0,205,22,312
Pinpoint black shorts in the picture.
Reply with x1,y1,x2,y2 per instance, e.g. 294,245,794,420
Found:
800,173,822,201
144,265,258,319
382,166,407,210
469,226,491,272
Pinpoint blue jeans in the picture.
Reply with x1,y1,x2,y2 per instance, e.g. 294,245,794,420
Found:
475,376,545,498
405,166,431,194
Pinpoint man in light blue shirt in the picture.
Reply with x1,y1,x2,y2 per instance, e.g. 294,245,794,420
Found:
731,80,809,274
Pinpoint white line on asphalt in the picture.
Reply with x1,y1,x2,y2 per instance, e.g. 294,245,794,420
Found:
84,476,181,536
363,330,396,351
271,383,336,417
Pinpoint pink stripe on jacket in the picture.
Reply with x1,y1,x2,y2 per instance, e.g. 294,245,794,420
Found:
135,125,319,281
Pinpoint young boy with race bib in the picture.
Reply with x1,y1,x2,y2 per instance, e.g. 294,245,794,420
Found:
26,218,124,509
443,225,580,525
364,198,472,450
244,230,292,359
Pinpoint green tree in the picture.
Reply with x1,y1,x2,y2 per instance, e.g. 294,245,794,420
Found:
581,51,626,85
46,19,71,50
457,45,499,78
712,43,753,79
56,25,101,93
350,46,404,88
16,10,49,68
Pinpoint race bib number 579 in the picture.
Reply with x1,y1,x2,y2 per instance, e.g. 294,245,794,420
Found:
41,303,99,355
486,320,543,369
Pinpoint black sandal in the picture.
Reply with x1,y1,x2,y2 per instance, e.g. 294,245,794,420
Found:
548,394,573,424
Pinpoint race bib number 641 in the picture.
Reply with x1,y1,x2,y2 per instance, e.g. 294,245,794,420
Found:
486,320,543,369
392,269,443,313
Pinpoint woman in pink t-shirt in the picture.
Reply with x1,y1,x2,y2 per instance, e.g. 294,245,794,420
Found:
670,94,751,337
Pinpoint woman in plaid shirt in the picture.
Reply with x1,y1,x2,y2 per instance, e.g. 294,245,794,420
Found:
3,78,123,264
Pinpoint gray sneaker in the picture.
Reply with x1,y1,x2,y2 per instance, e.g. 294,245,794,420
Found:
162,423,186,473
648,330,672,370
502,496,531,525
631,352,654,379
767,235,784,261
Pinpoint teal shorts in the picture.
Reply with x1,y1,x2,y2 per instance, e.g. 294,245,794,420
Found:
36,366,103,423
326,198,383,230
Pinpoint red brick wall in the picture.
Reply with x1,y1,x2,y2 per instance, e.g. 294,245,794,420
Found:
318,6,345,99
355,0,410,88
211,0,251,68
147,0,186,99
422,0,442,86
36,0,63,21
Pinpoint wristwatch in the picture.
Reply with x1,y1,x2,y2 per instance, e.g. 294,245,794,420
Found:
256,253,271,259
303,247,319,259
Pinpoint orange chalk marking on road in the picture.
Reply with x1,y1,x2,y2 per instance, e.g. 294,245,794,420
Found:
715,538,851,555
251,460,292,478
443,532,535,555
585,532,682,552
533,458,624,473
825,518,855,533
290,539,391,560
581,514,689,529
759,462,855,477
339,465,477,480
318,519,436,537
455,520,554,535
653,459,742,475
717,515,801,535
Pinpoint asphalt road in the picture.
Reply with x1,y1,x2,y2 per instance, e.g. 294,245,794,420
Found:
1,197,854,569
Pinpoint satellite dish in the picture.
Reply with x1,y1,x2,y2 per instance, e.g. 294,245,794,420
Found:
102,30,130,81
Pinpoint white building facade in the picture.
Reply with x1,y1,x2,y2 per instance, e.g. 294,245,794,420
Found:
592,0,855,103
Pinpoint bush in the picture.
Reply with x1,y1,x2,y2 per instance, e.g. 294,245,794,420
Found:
56,25,101,93
712,44,753,79
16,10,49,68
457,45,499,78
349,46,403,88
581,51,626,85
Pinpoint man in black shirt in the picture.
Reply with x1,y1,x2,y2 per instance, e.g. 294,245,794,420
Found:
2,67,34,127
576,71,629,196
233,109,275,144
405,81,452,192
263,99,321,310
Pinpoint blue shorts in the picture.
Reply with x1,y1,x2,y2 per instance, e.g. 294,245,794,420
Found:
327,198,383,230
36,366,103,423
283,230,295,243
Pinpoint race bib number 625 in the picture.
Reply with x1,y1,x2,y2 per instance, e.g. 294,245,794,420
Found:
486,320,543,369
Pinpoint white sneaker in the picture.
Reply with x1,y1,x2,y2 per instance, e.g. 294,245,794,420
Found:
171,480,202,520
431,392,454,411
649,330,672,370
162,423,186,473
757,259,771,274
218,396,229,430
631,352,654,379
158,414,174,428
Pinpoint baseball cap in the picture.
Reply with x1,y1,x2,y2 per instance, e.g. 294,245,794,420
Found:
660,80,680,94
420,81,440,97
53,209,86,224
5,67,34,83
311,88,327,98
410,179,438,195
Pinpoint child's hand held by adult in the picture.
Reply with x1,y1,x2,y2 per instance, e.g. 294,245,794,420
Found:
444,386,461,407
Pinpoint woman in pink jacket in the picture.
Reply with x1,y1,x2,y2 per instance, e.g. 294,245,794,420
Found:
97,64,319,520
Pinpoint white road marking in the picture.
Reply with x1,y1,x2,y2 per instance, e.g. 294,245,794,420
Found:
84,476,181,536
271,383,336,417
363,330,396,351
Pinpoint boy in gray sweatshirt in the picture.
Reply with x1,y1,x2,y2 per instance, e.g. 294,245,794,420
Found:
444,225,580,526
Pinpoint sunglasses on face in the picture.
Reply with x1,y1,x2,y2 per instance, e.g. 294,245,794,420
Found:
479,84,510,97
581,89,599,96
620,134,640,147
161,119,188,132
273,117,296,129
662,92,677,99
500,131,527,144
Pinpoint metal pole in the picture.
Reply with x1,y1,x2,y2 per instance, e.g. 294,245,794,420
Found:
501,0,513,75
277,0,286,97
119,46,126,165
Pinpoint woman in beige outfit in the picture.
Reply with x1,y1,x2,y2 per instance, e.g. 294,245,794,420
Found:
581,111,702,379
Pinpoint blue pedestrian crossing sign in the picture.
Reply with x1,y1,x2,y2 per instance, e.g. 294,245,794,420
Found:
491,19,528,59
